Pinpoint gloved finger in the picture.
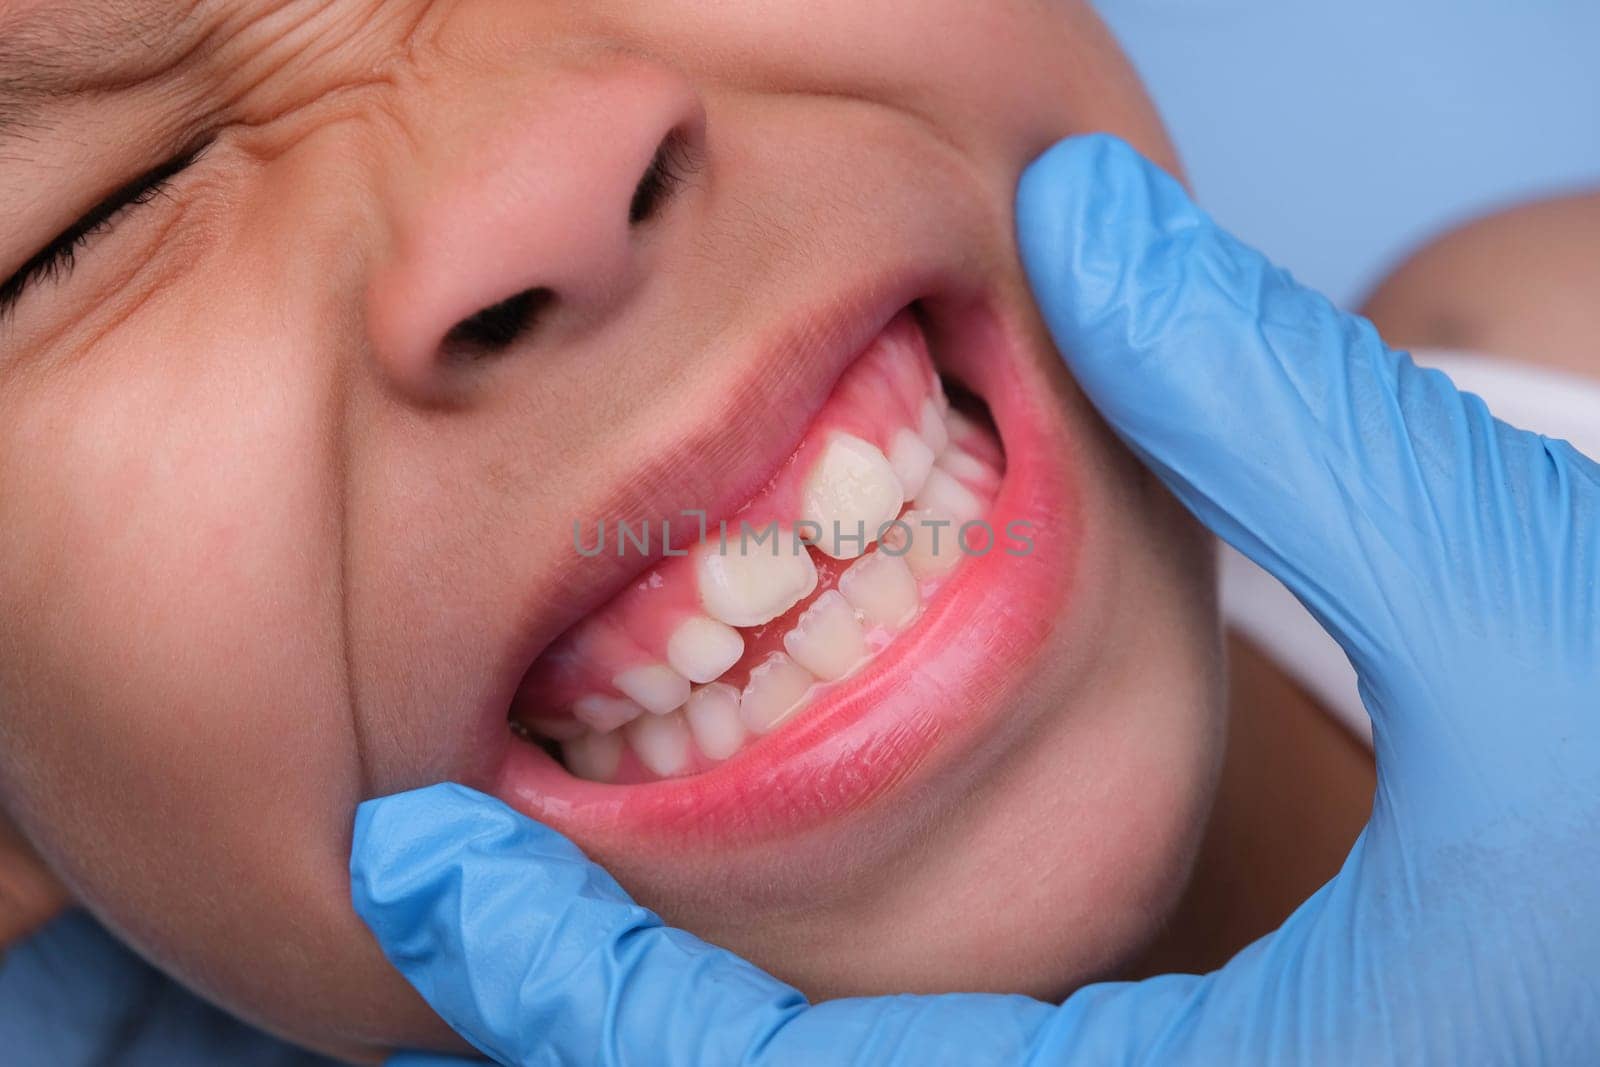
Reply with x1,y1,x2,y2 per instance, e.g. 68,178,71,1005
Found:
1016,134,1600,705
352,783,811,1066
388,1054,488,1066
352,784,1066,1067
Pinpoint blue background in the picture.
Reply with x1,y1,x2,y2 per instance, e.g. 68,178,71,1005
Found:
1095,0,1600,307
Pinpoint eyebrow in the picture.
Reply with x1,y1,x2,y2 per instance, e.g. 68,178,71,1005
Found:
0,0,215,152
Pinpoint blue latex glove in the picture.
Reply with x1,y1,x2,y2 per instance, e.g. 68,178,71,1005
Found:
352,135,1600,1066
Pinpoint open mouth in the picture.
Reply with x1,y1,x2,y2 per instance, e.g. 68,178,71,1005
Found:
493,293,1079,842
509,309,1010,783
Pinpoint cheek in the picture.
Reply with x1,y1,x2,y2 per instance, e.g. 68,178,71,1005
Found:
0,319,436,1054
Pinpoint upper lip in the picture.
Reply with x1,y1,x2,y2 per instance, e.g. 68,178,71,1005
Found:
485,264,958,747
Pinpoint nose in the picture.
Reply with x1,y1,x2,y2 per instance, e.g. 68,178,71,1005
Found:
366,52,705,399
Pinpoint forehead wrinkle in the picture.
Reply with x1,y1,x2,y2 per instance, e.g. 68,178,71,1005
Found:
0,0,216,136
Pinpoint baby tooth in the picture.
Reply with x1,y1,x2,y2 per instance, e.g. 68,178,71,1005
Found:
666,616,745,684
888,428,936,500
801,433,906,560
696,537,819,629
612,664,691,715
684,683,747,761
936,448,990,485
914,468,984,525
572,694,647,733
783,590,868,681
740,653,815,735
626,711,693,777
897,508,963,579
920,398,950,456
563,730,624,782
839,550,920,630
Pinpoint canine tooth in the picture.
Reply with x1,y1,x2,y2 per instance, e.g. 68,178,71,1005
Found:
839,551,920,629
887,428,936,499
920,398,950,456
801,433,906,560
898,508,962,578
696,538,818,628
572,694,646,733
684,683,746,761
914,468,984,524
666,616,745,684
936,448,990,485
563,730,624,782
783,591,867,681
626,711,692,777
612,664,690,715
740,653,815,735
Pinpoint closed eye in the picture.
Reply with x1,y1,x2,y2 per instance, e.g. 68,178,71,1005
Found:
0,144,209,319
629,131,697,226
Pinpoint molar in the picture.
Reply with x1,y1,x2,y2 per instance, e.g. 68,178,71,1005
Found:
801,433,906,560
563,730,624,783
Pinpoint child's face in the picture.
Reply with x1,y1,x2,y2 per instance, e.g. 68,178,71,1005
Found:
0,1,1222,1058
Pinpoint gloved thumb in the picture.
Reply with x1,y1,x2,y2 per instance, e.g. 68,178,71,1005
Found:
351,783,807,1066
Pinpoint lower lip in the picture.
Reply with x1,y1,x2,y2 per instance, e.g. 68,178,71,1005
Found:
491,300,1083,849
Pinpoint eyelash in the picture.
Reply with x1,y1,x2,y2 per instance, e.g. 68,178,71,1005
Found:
0,146,206,318
628,132,696,226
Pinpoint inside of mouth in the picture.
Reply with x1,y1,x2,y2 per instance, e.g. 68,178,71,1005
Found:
508,309,1007,785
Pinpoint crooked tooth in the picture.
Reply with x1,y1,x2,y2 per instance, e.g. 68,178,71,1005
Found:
572,694,646,733
897,508,963,579
839,550,920,630
666,616,745,684
801,433,905,560
696,537,818,629
612,664,690,715
920,398,950,456
783,590,867,681
887,428,936,499
914,468,984,524
684,683,746,761
563,730,624,782
626,711,692,777
740,653,815,735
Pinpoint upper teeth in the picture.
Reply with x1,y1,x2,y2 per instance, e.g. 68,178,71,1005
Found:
801,433,906,559
695,533,819,628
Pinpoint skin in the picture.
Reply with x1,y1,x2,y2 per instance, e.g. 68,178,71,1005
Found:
0,0,1231,1060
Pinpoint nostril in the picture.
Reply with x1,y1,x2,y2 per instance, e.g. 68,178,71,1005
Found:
443,287,555,361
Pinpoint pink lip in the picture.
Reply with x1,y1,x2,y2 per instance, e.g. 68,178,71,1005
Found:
486,293,1082,850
